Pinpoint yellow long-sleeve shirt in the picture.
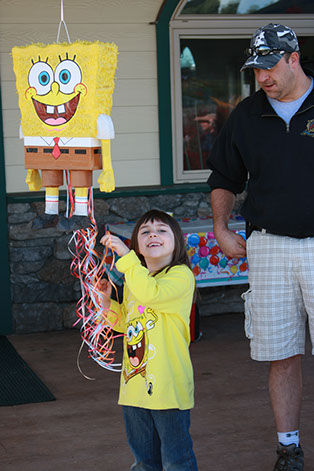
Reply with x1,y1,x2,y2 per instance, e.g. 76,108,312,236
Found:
109,250,195,410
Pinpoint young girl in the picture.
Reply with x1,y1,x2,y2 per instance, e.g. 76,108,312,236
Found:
100,209,198,471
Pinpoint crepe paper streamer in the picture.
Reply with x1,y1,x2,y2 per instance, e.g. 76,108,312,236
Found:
12,39,118,217
69,224,124,378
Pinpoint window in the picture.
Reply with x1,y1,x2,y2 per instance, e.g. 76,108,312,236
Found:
175,37,254,178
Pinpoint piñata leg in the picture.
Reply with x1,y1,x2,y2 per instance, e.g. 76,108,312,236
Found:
74,187,89,216
70,170,92,217
42,169,63,214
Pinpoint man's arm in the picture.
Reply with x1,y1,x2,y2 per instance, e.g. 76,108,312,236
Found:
211,188,246,259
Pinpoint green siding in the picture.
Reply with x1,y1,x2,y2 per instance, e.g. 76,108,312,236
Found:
7,182,210,204
0,90,13,334
156,0,180,185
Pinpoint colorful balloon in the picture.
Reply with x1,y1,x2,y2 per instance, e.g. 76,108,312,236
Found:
188,247,196,257
219,258,227,268
199,258,209,269
210,245,220,255
199,236,207,246
199,245,210,257
239,262,248,272
210,255,219,265
188,234,200,246
192,265,201,276
192,254,200,264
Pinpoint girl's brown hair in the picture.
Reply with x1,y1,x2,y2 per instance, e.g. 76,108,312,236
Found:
130,209,192,274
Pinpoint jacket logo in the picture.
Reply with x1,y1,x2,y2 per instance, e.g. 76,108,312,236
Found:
301,119,314,137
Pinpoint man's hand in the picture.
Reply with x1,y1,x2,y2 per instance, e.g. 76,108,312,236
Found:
210,188,246,259
214,227,246,259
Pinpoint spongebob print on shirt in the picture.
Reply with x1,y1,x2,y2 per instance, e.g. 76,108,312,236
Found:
123,305,158,395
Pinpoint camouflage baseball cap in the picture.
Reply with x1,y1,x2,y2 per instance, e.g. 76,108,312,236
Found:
241,23,299,71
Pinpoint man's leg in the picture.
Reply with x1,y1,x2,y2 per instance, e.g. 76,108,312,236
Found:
269,355,302,432
269,355,304,471
244,232,306,470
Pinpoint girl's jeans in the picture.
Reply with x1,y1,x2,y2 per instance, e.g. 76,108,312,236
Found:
122,406,198,471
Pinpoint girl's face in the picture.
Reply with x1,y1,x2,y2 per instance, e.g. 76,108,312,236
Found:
137,219,175,269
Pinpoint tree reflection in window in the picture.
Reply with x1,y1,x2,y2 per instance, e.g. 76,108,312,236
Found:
180,0,314,15
181,38,254,171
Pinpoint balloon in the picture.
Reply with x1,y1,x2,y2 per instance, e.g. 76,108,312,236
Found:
192,254,200,264
192,265,201,276
199,236,207,246
188,247,196,257
219,258,227,268
188,234,200,246
210,245,220,255
199,258,209,269
230,265,238,274
240,262,248,272
210,255,219,265
199,245,210,257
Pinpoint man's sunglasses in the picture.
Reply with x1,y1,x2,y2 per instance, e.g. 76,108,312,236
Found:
245,46,285,57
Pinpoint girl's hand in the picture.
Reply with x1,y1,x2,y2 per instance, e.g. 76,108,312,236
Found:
100,233,130,258
97,278,112,310
98,278,112,297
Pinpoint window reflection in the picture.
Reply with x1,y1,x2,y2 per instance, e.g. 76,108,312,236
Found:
181,38,254,171
180,0,314,15
180,35,314,172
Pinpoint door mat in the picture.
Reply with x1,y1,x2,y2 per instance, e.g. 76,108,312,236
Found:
0,336,55,406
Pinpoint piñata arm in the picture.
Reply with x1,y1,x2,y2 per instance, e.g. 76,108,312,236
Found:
25,169,42,191
97,139,115,192
97,114,115,192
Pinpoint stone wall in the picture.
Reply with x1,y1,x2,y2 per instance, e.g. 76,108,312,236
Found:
8,191,246,334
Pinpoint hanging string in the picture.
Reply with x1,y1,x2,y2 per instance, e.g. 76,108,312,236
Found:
65,170,75,218
89,187,96,225
57,0,71,43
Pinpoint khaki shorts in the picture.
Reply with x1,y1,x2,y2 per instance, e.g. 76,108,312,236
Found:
242,231,314,361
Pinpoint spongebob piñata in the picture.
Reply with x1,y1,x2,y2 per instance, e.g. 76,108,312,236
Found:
12,41,118,215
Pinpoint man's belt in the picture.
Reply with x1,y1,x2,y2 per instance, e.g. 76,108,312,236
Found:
246,222,314,239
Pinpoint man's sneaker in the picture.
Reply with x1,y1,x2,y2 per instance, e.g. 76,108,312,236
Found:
273,443,304,471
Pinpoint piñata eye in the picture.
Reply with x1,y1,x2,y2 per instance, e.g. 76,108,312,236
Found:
59,69,71,84
55,59,82,94
39,71,50,85
28,61,53,95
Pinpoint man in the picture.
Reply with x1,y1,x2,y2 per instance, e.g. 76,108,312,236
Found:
207,23,313,471
194,112,217,163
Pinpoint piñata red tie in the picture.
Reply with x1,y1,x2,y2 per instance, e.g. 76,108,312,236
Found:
52,137,61,159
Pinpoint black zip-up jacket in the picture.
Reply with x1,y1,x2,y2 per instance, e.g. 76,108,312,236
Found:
207,82,314,237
